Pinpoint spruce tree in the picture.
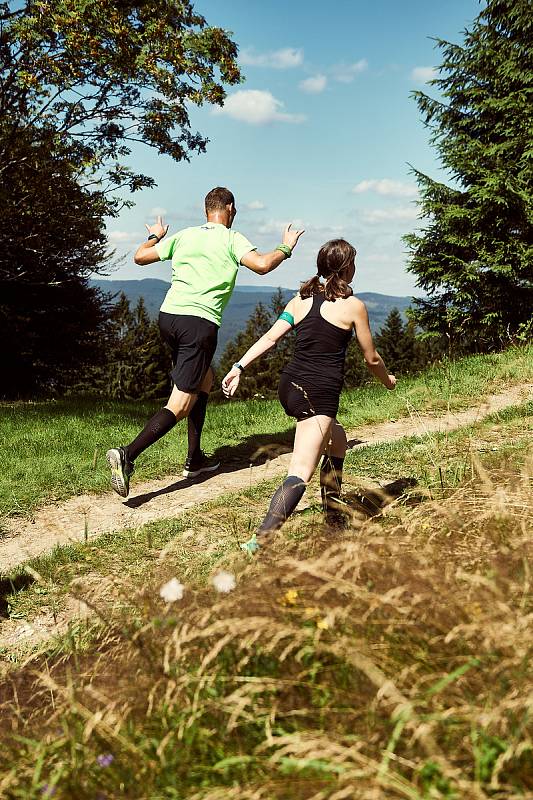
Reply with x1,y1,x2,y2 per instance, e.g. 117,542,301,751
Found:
218,301,274,400
268,288,295,378
375,308,417,375
343,341,368,388
405,0,533,350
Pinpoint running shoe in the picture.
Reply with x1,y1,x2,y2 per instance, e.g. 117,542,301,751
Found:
182,451,220,478
106,447,134,498
240,534,260,555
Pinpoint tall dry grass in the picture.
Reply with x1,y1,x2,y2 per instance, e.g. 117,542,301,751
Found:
1,455,531,799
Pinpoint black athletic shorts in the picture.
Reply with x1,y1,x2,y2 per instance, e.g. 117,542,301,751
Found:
278,372,341,421
159,312,218,393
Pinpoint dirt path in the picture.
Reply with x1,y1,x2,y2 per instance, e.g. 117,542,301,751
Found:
1,383,531,575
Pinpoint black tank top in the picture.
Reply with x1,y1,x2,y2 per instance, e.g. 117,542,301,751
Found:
282,294,353,390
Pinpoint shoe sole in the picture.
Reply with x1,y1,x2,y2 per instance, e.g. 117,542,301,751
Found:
182,461,220,479
106,449,129,498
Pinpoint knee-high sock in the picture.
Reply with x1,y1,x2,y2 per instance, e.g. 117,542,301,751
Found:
124,407,176,463
187,391,209,460
320,455,344,513
257,475,306,535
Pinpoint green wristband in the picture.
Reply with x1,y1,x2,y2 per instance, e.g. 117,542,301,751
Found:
276,244,292,258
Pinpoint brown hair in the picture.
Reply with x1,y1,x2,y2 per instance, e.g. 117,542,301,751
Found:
300,238,356,301
205,186,235,213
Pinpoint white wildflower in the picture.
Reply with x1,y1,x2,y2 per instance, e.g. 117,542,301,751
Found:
159,577,184,603
211,570,236,594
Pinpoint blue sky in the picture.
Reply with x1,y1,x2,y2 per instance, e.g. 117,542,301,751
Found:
105,0,480,296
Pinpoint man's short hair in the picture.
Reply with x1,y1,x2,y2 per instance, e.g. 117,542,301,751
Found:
205,187,235,213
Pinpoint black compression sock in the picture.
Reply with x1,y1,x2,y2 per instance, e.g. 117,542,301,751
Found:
320,454,345,513
187,391,209,461
257,475,306,535
124,407,177,463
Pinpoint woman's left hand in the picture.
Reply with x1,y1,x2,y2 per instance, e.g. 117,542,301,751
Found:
222,368,241,398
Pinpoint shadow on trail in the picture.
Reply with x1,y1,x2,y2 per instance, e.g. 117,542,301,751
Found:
344,477,422,518
0,573,35,619
124,429,295,510
346,437,365,448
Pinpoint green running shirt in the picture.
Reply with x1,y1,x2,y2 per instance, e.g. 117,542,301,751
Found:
155,223,256,327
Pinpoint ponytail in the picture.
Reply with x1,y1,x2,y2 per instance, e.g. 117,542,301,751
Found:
323,272,352,301
300,274,324,298
300,238,356,301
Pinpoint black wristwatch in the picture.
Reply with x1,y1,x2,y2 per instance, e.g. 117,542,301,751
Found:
147,233,160,242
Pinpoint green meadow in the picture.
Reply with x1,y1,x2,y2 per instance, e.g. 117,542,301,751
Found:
0,361,531,798
1,344,531,518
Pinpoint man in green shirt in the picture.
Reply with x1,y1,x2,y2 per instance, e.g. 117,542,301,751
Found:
106,186,304,498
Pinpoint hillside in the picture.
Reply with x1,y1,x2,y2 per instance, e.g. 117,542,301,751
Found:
91,278,413,356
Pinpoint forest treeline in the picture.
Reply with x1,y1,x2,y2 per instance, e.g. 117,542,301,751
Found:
82,287,444,402
0,0,530,400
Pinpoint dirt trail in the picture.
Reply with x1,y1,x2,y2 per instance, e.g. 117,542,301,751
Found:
1,383,531,576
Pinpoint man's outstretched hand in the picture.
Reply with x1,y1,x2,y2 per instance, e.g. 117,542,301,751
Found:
283,223,305,250
145,215,169,240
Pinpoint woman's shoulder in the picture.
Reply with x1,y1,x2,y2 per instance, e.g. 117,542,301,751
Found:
348,294,367,312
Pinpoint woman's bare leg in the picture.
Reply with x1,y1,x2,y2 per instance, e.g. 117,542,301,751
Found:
289,415,335,482
254,415,334,538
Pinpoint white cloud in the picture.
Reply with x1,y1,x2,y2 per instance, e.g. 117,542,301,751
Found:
107,230,142,244
245,200,266,210
299,74,327,94
332,59,368,83
411,66,436,83
362,206,419,223
240,47,304,69
213,90,305,125
149,206,168,217
257,218,306,235
352,179,418,198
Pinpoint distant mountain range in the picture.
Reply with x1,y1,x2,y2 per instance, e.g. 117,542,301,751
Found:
90,278,413,357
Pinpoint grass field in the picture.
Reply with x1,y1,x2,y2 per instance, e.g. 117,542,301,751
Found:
0,348,531,798
1,399,530,636
0,395,531,798
1,344,531,517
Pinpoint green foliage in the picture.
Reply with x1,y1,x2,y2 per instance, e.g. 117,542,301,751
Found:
405,0,533,350
375,308,417,375
0,0,241,397
1,447,531,799
81,293,172,400
0,0,241,200
217,291,296,400
0,129,111,397
374,308,445,375
0,344,530,517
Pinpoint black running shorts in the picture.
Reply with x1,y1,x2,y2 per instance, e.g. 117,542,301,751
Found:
159,312,218,393
278,372,340,421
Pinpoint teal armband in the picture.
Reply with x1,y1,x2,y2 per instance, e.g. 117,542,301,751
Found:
278,311,295,326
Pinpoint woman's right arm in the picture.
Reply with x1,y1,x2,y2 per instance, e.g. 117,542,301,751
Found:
221,299,296,397
353,300,396,390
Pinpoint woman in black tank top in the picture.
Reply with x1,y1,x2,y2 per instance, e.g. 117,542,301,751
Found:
222,238,396,553
279,292,353,420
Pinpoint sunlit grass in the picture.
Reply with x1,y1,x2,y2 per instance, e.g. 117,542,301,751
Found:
1,344,531,517
2,401,530,640
1,436,531,799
